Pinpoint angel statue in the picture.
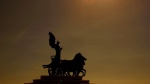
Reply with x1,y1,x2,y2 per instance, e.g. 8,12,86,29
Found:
43,32,62,75
49,32,62,61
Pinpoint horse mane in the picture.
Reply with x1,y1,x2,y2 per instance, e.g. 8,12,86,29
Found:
73,53,81,61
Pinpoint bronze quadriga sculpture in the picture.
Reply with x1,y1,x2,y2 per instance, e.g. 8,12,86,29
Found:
43,32,87,76
24,32,90,84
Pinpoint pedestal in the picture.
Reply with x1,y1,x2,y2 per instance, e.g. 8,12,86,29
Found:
24,76,90,84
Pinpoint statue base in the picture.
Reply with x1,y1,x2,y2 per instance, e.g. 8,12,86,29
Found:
24,76,90,84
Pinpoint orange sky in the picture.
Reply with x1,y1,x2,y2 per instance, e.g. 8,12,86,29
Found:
0,0,150,84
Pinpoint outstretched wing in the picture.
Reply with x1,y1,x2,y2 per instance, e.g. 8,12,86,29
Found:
49,32,56,48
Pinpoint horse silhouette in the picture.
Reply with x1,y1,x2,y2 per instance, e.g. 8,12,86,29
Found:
43,53,87,76
59,53,87,76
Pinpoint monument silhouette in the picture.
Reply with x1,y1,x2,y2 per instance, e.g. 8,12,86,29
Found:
24,32,91,84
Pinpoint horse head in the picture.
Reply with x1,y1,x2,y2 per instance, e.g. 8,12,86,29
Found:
73,53,87,66
74,53,87,61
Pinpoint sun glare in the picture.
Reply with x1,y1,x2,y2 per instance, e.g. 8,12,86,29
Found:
82,0,119,5
82,0,96,5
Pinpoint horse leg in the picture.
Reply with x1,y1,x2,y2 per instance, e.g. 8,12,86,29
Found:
52,67,56,75
60,69,63,76
83,69,86,76
81,69,86,76
48,68,52,76
67,71,71,76
73,71,76,76
76,71,80,76
58,68,63,76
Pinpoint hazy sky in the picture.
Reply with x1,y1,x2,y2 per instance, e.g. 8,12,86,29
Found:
0,0,150,84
